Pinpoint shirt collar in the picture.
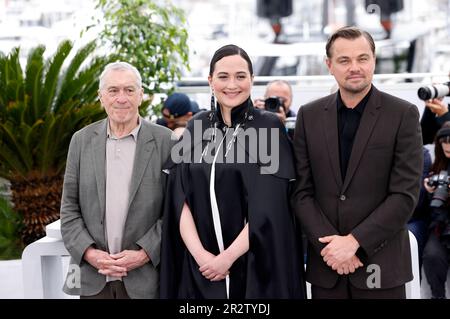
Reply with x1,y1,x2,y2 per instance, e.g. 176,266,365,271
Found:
107,116,142,140
337,86,373,114
215,98,253,128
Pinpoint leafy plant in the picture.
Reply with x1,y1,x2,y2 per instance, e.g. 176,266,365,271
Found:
0,193,22,260
0,40,112,245
93,0,190,115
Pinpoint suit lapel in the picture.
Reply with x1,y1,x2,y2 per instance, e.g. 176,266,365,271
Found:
323,93,343,189
92,119,108,221
128,121,155,207
342,87,382,192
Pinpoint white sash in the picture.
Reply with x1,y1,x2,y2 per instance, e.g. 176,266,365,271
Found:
209,128,230,298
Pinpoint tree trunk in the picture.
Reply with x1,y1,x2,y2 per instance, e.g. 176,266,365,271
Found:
10,174,63,246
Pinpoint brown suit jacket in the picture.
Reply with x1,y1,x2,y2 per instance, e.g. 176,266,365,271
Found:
292,86,423,289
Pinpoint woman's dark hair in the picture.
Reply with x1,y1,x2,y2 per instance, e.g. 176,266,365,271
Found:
432,121,450,173
209,44,253,76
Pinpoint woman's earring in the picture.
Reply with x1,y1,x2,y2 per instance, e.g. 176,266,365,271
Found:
210,93,216,112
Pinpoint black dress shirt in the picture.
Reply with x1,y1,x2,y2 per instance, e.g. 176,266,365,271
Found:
337,88,372,180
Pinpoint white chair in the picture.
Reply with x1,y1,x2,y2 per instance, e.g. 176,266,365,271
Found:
306,279,312,299
405,230,421,299
22,220,78,299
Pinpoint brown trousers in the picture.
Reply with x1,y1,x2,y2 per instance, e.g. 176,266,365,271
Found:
80,281,130,299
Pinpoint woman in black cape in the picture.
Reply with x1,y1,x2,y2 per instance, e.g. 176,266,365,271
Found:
160,44,305,299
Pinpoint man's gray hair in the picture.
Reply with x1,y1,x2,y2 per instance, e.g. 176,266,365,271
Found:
99,61,142,90
266,80,292,95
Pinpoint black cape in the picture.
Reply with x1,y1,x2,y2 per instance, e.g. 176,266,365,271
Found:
160,100,305,299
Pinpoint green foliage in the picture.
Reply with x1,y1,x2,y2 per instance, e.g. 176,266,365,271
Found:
94,0,190,115
0,40,111,180
0,194,22,260
0,40,112,245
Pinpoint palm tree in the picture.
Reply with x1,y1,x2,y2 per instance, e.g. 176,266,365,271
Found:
0,40,111,245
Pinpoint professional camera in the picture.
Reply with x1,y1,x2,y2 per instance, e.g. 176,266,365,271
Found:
264,96,284,113
417,82,450,101
428,170,450,247
285,117,296,140
427,170,450,208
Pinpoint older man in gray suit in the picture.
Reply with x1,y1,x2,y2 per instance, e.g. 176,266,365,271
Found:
60,61,174,299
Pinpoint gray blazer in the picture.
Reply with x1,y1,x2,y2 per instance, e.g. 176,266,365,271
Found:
60,118,174,298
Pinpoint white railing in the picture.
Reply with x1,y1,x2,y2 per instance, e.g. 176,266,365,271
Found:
175,73,449,118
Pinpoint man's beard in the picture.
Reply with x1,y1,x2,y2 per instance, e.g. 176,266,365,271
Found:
343,81,370,94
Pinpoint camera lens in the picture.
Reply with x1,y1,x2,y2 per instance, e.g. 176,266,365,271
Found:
417,82,450,101
265,97,281,113
428,170,450,208
430,184,449,208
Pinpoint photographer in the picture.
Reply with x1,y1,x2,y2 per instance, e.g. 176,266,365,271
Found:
253,80,296,124
156,92,196,138
423,122,450,299
421,98,450,145
420,79,450,145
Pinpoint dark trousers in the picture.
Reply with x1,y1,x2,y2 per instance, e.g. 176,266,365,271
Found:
80,281,130,299
423,232,449,298
312,275,406,299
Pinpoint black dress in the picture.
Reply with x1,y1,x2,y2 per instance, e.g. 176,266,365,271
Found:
160,99,305,299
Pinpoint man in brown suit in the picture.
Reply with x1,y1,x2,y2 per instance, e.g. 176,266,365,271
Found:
292,26,423,298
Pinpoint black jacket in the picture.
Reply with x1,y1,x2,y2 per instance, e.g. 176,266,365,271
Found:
420,106,450,145
160,99,305,299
